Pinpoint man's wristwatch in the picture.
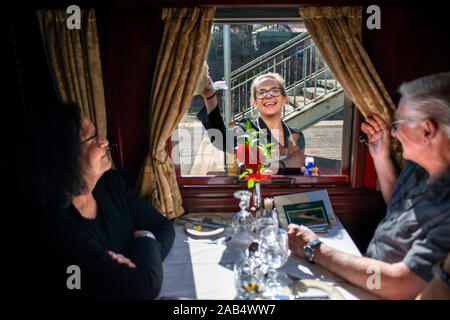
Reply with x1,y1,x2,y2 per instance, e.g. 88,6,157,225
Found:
303,239,323,264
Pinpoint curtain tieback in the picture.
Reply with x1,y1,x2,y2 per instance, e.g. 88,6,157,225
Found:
151,148,169,165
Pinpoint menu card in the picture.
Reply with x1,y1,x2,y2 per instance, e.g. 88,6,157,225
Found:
274,190,337,229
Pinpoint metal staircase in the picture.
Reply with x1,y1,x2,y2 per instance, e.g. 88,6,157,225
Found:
226,32,344,131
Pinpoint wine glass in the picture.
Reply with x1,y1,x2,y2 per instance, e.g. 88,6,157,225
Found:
232,190,255,235
258,226,289,297
254,209,278,233
233,243,265,300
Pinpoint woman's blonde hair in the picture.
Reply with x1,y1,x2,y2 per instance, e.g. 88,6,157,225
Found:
250,72,287,101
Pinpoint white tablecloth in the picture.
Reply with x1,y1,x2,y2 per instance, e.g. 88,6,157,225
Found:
158,214,380,300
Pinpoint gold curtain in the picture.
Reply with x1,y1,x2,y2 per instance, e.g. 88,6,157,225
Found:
136,7,215,219
36,9,108,143
298,6,402,166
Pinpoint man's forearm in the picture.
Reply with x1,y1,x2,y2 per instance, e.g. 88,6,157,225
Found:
372,156,398,204
314,244,425,299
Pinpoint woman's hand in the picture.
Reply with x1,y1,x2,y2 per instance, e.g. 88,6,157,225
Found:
361,114,391,160
200,76,218,115
200,76,216,99
107,251,136,269
301,166,319,176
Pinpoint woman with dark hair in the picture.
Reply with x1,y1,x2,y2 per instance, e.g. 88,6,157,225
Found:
17,103,175,299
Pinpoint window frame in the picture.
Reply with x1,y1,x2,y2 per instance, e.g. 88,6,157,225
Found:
171,9,368,190
172,97,366,188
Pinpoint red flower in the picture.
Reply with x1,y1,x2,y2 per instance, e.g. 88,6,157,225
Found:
236,143,266,168
244,171,271,181
235,124,273,189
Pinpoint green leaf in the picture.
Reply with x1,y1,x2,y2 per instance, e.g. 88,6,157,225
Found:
246,120,252,131
247,178,255,189
257,145,266,153
239,171,249,180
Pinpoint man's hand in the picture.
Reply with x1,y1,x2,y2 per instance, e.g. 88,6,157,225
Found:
107,251,136,269
287,224,319,259
361,114,398,203
361,114,391,160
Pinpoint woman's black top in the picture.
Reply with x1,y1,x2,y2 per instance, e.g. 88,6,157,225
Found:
33,170,175,300
197,105,305,174
197,105,305,153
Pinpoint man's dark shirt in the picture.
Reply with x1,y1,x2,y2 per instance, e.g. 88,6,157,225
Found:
366,161,450,282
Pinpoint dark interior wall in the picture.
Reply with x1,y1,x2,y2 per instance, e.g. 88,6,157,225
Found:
362,3,450,105
361,2,450,181
4,7,58,213
98,8,162,186
6,9,58,115
4,8,59,297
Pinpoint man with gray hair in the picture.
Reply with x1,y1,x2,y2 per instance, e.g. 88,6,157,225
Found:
288,72,450,299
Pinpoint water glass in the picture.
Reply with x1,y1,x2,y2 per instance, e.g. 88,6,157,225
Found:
254,209,278,233
232,190,255,235
258,226,289,297
234,253,264,300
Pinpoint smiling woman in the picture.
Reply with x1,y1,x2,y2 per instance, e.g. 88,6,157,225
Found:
249,73,307,172
198,72,312,176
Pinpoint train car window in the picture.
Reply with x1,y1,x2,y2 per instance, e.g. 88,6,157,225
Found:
171,10,359,186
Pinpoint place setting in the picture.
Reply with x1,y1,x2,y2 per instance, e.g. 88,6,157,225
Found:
172,188,348,300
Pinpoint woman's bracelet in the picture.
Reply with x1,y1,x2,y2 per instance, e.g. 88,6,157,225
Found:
205,92,216,100
136,232,156,240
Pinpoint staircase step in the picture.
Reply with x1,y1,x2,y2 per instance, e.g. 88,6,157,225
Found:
317,79,336,89
302,87,328,100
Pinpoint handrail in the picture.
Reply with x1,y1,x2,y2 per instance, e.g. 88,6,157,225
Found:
230,35,313,82
225,32,341,124
230,32,310,78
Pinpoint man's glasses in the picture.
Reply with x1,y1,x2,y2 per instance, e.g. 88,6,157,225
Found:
255,88,282,99
391,119,417,131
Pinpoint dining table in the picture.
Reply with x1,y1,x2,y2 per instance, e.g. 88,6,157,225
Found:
158,212,380,300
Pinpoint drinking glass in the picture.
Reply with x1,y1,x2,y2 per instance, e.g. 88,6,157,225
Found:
232,190,255,235
234,243,265,300
258,226,289,297
254,209,278,233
